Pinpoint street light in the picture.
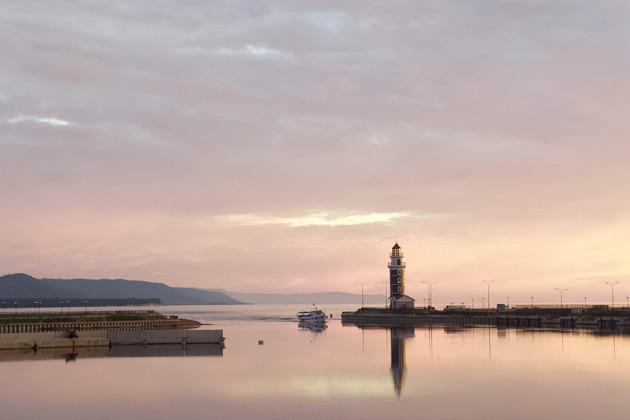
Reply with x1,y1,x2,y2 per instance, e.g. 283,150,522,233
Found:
355,282,369,308
1,301,5,315
34,301,41,315
483,280,494,310
481,297,485,309
531,296,534,308
421,280,438,308
605,282,619,308
84,300,88,313
382,280,389,309
14,301,18,314
584,297,587,308
555,288,567,308
471,297,474,309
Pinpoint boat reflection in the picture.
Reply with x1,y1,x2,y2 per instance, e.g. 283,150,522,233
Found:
298,320,328,333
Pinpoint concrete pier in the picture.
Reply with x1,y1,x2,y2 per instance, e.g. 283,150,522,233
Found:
341,307,630,333
0,310,224,351
0,329,224,350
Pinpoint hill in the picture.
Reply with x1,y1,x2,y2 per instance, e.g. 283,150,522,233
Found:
0,273,243,305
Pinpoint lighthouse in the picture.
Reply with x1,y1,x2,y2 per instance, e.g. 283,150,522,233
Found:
388,243,415,309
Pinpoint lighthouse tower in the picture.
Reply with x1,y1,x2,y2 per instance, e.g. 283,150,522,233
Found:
388,243,415,309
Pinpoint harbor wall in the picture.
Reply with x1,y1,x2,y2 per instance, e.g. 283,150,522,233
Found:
342,311,630,331
109,329,223,345
0,329,224,350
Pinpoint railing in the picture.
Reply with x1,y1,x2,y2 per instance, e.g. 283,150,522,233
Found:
389,252,404,258
0,318,179,334
0,310,166,324
388,262,406,268
0,309,159,317
512,304,611,310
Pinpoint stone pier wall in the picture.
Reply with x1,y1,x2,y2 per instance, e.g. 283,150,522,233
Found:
0,329,224,350
109,329,223,345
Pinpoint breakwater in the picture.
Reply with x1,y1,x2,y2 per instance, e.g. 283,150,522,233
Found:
0,310,193,334
342,307,630,332
0,310,224,351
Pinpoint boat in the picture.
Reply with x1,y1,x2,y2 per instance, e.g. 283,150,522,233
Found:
297,305,327,323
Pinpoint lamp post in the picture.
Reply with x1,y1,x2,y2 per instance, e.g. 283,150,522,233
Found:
482,280,494,310
471,297,474,309
14,301,18,314
355,282,369,308
84,300,88,313
531,296,534,308
382,281,389,309
34,301,41,315
481,297,485,309
1,301,5,315
605,282,619,308
66,300,70,314
555,288,567,308
421,280,438,308
584,297,587,308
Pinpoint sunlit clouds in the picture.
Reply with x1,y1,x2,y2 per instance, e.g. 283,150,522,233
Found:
2,1,630,301
216,45,293,60
224,211,414,227
8,115,71,127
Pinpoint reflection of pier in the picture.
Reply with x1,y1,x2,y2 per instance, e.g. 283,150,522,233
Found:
0,343,224,363
390,327,414,396
342,322,630,397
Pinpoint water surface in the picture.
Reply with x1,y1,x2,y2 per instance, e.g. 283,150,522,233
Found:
1,304,628,420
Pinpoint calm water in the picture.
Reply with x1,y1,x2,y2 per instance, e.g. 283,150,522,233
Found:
2,304,630,420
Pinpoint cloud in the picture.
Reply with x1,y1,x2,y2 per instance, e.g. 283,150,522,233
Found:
2,1,630,296
216,45,292,59
7,115,71,127
224,211,414,227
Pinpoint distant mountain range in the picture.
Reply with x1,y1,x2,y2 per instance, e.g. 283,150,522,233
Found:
0,273,385,306
215,290,385,305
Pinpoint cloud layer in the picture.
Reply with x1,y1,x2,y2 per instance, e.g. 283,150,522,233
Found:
2,1,630,303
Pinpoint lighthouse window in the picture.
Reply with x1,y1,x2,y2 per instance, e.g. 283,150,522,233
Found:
397,277,401,283
397,259,401,265
397,286,401,292
397,270,401,275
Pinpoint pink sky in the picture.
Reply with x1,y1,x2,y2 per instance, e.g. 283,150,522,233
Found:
1,1,630,304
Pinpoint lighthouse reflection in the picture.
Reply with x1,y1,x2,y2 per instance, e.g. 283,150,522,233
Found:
390,327,414,396
352,325,415,395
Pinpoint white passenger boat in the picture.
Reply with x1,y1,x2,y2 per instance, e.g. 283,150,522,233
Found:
297,306,327,322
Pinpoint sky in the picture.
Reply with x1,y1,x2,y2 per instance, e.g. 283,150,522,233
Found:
2,1,630,304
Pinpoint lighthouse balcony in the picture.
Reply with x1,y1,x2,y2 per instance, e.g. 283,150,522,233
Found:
388,262,406,268
389,252,404,258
